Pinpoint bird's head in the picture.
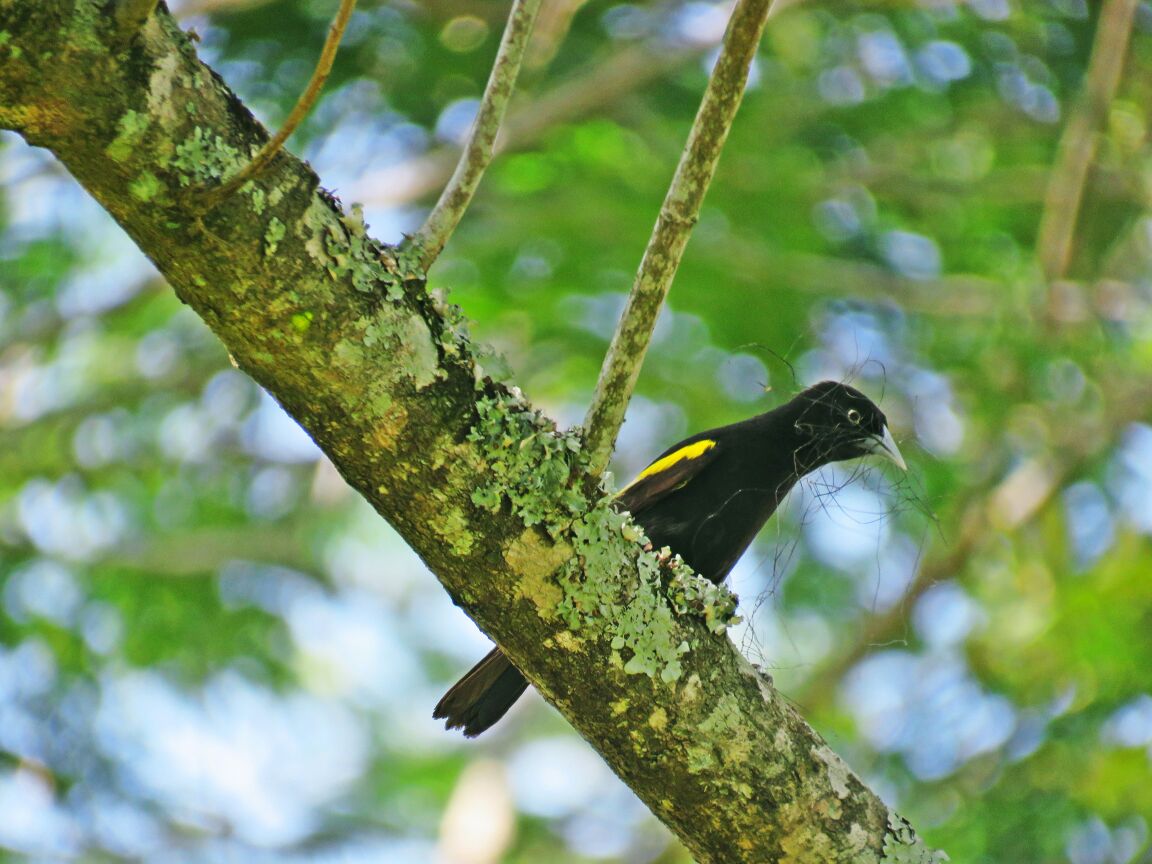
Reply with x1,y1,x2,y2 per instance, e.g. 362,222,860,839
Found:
789,381,906,473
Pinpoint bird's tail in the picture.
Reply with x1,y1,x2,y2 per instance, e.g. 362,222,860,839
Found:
433,646,529,737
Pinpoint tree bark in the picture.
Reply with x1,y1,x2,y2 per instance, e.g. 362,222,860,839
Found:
0,3,943,861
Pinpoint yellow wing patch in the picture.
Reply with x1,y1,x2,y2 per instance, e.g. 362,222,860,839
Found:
619,439,717,494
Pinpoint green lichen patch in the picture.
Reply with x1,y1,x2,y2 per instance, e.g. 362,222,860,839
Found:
467,394,585,534
340,202,367,236
685,741,716,773
848,824,877,860
780,819,841,864
366,398,409,453
298,197,399,302
355,309,442,390
504,529,569,613
106,109,151,163
172,126,243,186
0,31,21,59
144,52,183,130
550,500,743,687
883,812,949,862
696,693,753,766
698,693,744,735
263,216,286,257
435,507,475,557
64,0,105,53
129,171,163,202
553,631,582,652
558,504,688,683
397,314,441,390
667,558,741,635
473,342,513,383
393,243,430,282
555,504,629,620
812,745,853,800
430,292,472,363
324,219,395,296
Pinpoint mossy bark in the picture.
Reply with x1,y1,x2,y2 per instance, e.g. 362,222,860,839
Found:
0,4,944,861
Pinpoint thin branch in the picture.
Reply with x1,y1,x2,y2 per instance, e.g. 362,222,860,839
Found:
403,0,543,271
200,0,356,209
582,0,775,477
1036,0,1138,289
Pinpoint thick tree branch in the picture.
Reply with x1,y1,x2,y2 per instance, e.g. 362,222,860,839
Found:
0,4,941,860
1036,0,1138,289
403,0,542,271
582,0,774,477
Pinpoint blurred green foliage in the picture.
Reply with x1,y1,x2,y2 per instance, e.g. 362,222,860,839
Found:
2,0,1152,862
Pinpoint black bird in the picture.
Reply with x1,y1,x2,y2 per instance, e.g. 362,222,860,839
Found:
434,381,906,736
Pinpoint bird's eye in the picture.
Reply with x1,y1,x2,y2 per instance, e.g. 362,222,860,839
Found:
846,408,862,425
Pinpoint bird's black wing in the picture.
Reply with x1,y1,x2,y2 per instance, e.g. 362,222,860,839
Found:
615,436,722,516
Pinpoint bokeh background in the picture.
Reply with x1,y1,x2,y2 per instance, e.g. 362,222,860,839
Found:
3,0,1152,861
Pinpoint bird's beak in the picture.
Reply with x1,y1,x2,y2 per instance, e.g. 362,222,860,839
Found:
865,425,907,471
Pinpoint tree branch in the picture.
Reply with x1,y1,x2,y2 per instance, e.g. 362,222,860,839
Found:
0,4,941,860
582,0,774,477
1036,0,1138,289
403,0,542,271
200,0,357,210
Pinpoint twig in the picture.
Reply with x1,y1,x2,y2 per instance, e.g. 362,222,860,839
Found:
113,0,160,45
200,0,356,209
1036,0,1139,287
403,0,543,271
582,0,775,477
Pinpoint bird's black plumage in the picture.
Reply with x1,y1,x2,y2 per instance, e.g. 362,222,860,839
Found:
434,381,904,736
